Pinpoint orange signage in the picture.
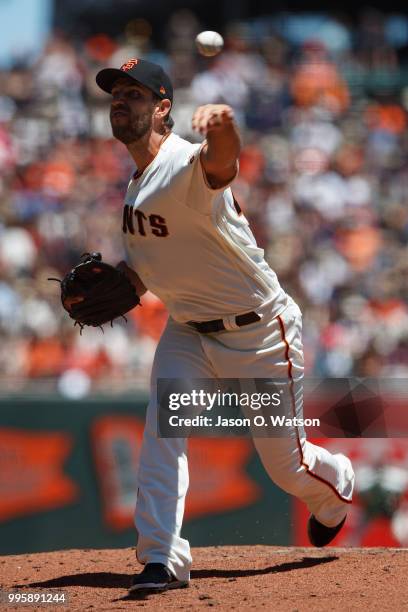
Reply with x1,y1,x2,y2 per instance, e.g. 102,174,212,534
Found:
92,415,260,531
185,438,260,519
0,428,77,522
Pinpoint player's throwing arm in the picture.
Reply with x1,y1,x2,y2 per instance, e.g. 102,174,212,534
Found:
192,104,241,189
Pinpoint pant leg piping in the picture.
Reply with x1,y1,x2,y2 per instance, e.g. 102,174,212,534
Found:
276,315,352,505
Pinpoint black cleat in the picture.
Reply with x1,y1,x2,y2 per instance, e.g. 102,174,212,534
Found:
129,563,189,593
307,514,347,547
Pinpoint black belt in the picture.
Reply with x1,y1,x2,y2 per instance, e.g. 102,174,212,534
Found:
187,311,261,334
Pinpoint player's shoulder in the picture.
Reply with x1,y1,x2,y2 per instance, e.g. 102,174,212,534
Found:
162,132,202,175
162,132,200,155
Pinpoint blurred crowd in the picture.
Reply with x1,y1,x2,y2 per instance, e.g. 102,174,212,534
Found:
0,9,407,394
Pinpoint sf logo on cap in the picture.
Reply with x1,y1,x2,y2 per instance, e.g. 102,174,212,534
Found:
121,59,139,71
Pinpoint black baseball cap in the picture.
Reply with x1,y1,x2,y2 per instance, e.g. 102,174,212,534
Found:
96,58,173,102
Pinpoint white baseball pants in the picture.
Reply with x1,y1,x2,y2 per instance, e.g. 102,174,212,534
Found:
134,297,355,581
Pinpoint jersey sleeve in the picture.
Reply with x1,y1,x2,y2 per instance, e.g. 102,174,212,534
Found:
169,140,238,215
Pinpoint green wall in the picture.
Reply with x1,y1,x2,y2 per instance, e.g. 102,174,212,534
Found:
0,395,290,555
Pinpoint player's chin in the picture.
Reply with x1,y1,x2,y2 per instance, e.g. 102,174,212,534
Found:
111,125,138,145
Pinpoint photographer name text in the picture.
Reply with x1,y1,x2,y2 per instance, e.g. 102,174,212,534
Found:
168,415,320,428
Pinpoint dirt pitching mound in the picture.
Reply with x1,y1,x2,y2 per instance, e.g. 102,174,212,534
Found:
1,546,407,611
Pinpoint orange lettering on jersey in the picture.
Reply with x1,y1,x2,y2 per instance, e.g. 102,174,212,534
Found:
149,214,169,237
120,58,139,72
122,205,135,234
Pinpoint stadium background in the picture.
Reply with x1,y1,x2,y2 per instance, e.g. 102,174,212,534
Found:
0,0,408,553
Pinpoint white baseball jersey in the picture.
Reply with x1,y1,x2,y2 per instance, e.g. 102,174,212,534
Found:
122,132,287,323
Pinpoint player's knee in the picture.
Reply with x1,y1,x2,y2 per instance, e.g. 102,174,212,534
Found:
271,467,310,498
256,448,310,498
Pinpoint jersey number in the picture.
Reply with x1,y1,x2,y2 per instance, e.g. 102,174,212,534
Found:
122,205,169,237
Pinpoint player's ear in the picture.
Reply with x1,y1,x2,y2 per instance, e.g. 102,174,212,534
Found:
153,98,172,131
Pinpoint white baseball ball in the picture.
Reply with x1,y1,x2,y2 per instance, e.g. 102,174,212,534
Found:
195,31,224,57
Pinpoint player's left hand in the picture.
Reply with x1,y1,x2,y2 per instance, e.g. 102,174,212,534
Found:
49,252,140,332
192,104,235,136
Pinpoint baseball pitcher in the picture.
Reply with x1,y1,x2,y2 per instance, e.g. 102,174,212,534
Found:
89,58,355,593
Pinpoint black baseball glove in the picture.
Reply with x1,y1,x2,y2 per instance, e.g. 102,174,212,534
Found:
49,252,140,332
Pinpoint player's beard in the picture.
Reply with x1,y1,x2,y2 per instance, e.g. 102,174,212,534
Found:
110,109,153,145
